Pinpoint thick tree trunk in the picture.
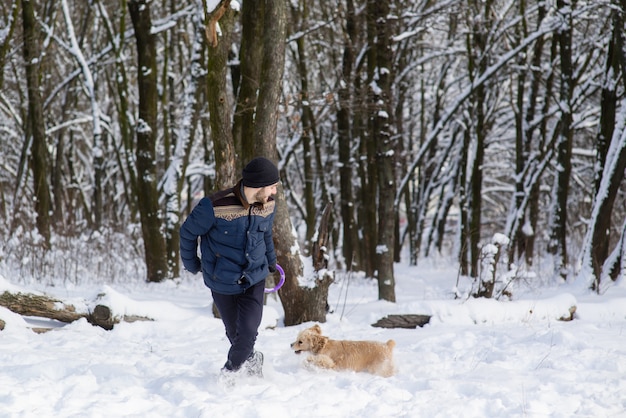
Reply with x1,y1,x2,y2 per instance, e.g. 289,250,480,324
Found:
22,0,51,247
278,203,333,326
232,0,331,325
207,3,237,187
129,0,169,282
253,0,286,157
234,0,264,164
262,0,331,324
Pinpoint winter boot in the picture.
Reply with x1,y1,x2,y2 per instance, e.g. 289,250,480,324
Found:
218,367,236,386
244,351,264,377
218,360,238,386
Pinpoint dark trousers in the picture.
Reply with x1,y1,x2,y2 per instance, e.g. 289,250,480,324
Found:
211,280,265,370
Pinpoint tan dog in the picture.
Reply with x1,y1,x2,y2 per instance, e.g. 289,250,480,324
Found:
290,324,396,377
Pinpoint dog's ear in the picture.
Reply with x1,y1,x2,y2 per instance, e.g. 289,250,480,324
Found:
311,324,322,334
310,334,328,353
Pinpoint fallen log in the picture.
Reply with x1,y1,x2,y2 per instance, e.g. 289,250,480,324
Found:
0,291,82,323
0,291,152,332
372,314,432,329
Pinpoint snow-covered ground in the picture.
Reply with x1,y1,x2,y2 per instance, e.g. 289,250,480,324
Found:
1,259,625,417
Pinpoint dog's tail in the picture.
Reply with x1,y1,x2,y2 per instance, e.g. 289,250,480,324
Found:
386,339,396,350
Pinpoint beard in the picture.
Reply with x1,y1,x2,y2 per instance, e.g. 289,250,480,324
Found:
254,189,269,204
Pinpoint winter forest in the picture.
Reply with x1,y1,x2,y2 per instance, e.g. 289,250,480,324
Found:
1,0,626,325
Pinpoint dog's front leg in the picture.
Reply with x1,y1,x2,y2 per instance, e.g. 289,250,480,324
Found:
306,354,336,370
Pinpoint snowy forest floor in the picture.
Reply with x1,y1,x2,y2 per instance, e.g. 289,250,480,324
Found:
1,257,625,417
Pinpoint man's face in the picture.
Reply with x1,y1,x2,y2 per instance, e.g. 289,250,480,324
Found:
254,183,278,204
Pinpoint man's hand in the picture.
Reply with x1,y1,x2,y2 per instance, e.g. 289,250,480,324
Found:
185,257,201,274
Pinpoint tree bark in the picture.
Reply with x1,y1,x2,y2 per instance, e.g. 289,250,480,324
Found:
22,0,51,247
207,1,237,187
278,202,333,326
548,0,575,278
253,0,286,157
459,129,471,277
267,0,330,324
0,0,19,91
128,0,169,282
586,0,626,289
369,0,396,302
337,0,357,271
467,0,491,279
360,0,380,280
234,0,264,164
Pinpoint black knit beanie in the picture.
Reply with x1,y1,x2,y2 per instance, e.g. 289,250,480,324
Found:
242,157,279,188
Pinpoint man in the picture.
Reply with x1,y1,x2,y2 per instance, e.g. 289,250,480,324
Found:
179,157,279,380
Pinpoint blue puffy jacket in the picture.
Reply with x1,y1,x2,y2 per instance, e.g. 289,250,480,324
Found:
179,181,277,295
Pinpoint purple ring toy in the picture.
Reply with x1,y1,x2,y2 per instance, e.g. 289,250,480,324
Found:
264,264,285,293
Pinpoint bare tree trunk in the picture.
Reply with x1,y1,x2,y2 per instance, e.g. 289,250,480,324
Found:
22,0,51,248
337,0,357,270
466,0,491,279
161,0,178,275
471,50,485,279
234,0,263,164
262,0,331,324
128,0,169,282
368,0,396,302
0,0,19,91
457,125,469,275
207,3,237,187
588,126,626,288
360,1,379,280
548,0,575,278
584,0,626,290
278,202,333,325
253,0,285,156
512,0,530,264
